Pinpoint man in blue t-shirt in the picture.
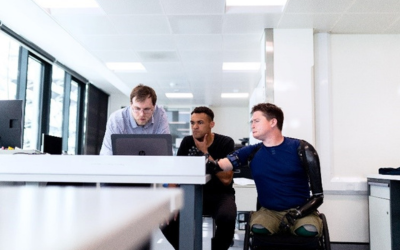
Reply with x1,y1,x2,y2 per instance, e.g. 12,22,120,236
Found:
207,103,324,237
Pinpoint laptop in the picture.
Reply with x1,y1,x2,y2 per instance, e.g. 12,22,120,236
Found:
111,134,173,156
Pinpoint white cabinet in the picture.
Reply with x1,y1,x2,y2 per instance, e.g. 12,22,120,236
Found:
233,183,257,211
369,185,391,250
368,176,400,250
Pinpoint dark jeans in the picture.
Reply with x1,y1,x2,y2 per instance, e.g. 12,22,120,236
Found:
161,193,236,250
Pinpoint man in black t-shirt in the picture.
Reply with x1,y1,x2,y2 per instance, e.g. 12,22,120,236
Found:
161,106,237,250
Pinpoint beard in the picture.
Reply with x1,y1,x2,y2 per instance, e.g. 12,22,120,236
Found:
193,132,205,141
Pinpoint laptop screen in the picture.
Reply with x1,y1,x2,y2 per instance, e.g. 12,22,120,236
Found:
111,134,173,156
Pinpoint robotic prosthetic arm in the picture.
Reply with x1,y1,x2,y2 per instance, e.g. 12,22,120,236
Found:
280,140,324,229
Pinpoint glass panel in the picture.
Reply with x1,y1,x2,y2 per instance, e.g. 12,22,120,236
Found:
67,80,79,154
23,57,42,149
48,65,65,137
164,107,191,155
0,32,19,100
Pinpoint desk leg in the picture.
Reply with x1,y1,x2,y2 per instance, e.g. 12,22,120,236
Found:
179,184,203,250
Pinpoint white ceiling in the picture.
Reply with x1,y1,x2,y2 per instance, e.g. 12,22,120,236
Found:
2,0,400,107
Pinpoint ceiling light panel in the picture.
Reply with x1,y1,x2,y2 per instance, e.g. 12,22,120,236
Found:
226,0,287,13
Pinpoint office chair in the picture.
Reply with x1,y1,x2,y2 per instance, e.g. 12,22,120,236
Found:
242,210,331,250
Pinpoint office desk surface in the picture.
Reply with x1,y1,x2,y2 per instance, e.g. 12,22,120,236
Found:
0,187,182,250
0,155,209,250
0,155,207,184
367,174,400,181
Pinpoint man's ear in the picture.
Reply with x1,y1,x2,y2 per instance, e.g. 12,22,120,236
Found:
270,118,277,127
210,121,215,129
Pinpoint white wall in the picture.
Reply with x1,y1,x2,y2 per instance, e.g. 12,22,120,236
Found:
212,106,249,145
108,93,130,114
274,29,315,144
330,34,400,178
314,33,400,243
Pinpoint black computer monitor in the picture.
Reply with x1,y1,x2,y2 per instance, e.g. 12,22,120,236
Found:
0,100,23,149
111,134,173,156
42,134,63,155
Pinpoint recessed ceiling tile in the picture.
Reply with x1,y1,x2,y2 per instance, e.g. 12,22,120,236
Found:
190,81,222,91
168,15,223,34
115,72,156,83
127,35,176,50
142,62,184,73
183,62,222,73
157,80,191,89
137,51,180,62
347,0,400,13
174,35,222,50
76,35,134,50
187,72,223,82
179,51,223,63
223,50,260,62
96,0,164,14
52,14,118,35
223,71,261,83
221,81,252,92
160,0,225,14
152,72,188,82
91,50,140,62
223,34,262,50
278,13,342,32
285,0,354,13
223,14,281,34
109,15,171,35
158,84,192,93
331,13,400,34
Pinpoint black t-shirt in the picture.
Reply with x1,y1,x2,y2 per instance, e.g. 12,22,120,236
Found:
177,133,235,195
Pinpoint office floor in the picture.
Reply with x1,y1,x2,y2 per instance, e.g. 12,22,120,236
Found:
151,217,369,250
151,217,243,250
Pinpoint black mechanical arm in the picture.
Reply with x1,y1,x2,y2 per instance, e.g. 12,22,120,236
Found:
280,140,324,230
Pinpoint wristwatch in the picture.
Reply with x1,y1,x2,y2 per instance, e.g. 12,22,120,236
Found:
204,153,210,159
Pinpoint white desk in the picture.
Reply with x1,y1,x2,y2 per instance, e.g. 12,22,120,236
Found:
233,178,257,211
0,155,208,250
0,187,182,250
367,174,400,250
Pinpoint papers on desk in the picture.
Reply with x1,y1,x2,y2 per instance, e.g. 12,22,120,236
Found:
0,148,41,155
233,177,255,186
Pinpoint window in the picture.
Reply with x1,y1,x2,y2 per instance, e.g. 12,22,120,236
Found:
1,26,94,154
67,79,79,154
49,65,65,137
0,32,19,100
23,56,43,149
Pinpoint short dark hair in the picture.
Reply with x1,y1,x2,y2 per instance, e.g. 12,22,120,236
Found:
130,84,157,105
191,106,214,121
251,103,284,131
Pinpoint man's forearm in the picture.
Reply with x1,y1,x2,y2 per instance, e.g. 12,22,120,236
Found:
217,158,233,171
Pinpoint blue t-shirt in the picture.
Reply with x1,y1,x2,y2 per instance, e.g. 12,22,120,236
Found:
235,137,309,211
